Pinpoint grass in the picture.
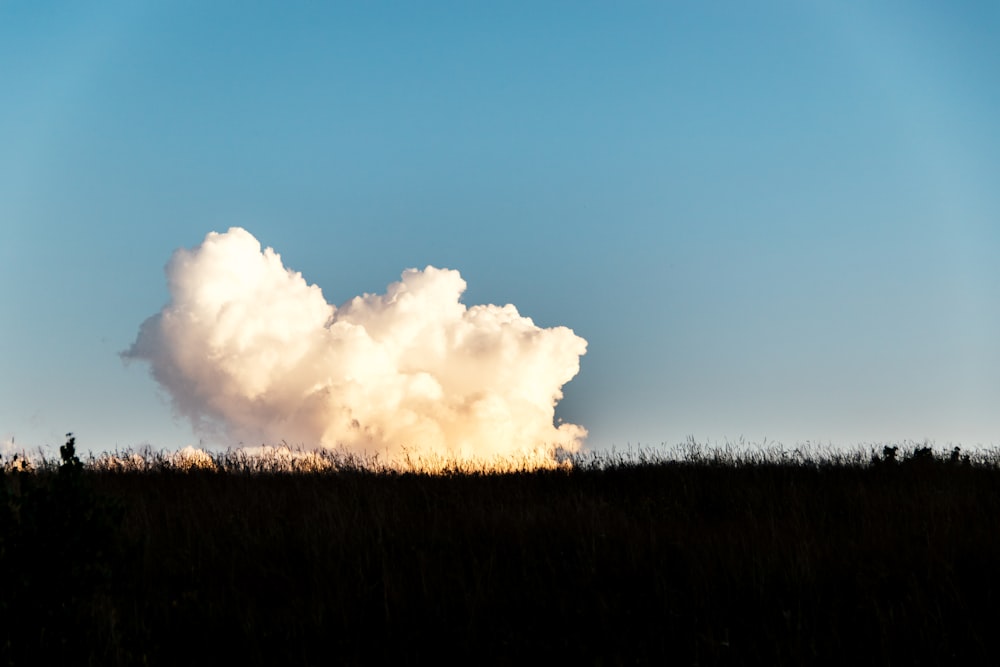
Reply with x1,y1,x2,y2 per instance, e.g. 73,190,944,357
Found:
3,438,1000,665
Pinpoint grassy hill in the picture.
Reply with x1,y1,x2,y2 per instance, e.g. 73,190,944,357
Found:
3,439,999,665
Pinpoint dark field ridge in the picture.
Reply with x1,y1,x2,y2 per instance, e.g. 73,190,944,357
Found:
3,440,1000,665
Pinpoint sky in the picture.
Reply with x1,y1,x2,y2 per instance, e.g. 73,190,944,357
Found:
2,1,999,459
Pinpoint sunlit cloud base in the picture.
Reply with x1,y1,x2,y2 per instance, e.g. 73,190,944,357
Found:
85,444,577,475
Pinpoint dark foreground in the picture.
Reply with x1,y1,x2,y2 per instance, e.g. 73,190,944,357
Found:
3,441,1000,665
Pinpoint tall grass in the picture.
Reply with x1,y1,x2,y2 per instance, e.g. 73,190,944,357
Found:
3,438,1000,665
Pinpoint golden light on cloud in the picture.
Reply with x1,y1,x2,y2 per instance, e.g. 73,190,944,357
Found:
124,228,587,469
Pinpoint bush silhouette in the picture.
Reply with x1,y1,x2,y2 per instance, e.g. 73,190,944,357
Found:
1,434,127,665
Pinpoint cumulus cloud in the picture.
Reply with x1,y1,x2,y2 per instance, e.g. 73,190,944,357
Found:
124,228,587,466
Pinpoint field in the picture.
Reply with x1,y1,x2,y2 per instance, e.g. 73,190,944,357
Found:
3,438,1000,665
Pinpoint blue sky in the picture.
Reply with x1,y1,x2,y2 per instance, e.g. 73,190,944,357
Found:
2,1,999,456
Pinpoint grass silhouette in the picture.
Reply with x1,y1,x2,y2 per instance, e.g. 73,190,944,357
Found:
3,438,1000,665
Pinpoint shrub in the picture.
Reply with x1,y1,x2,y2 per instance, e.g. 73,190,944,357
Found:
0,434,128,665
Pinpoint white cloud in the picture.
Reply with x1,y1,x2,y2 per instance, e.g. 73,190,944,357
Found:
124,228,587,466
